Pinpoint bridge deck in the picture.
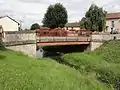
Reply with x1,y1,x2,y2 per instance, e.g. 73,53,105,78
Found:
37,41,90,46
37,36,91,46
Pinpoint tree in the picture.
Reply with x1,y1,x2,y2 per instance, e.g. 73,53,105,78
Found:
42,3,68,29
80,4,107,32
30,23,40,30
80,17,89,29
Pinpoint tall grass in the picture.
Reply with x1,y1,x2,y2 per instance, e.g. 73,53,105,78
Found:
0,49,111,90
62,40,120,89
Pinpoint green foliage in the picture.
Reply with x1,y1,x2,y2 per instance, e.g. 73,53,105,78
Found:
93,40,120,63
80,4,107,31
62,40,120,89
30,23,40,30
80,17,91,30
42,3,68,29
96,64,120,89
0,49,110,90
62,53,108,72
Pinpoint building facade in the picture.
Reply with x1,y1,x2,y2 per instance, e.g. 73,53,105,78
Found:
0,16,20,31
106,12,120,33
64,22,80,30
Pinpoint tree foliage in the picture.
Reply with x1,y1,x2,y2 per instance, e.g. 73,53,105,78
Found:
80,4,107,32
30,23,40,30
42,3,68,29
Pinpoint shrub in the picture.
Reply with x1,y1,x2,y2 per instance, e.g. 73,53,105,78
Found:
30,23,40,30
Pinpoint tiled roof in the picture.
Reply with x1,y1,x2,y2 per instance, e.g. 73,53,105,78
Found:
0,15,20,24
65,22,80,27
106,12,120,19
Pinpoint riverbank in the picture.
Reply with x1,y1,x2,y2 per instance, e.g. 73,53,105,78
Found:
0,47,110,90
62,40,120,89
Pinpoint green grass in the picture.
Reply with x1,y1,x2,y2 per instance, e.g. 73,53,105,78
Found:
0,48,110,90
62,40,120,71
93,40,120,63
62,40,120,89
62,52,109,72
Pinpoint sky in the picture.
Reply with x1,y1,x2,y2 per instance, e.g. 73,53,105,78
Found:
0,0,120,29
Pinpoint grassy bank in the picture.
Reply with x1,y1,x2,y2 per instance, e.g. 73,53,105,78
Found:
0,48,111,90
62,40,120,89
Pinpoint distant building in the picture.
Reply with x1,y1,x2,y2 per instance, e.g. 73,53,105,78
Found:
0,16,20,32
40,27,50,30
64,22,80,30
106,12,120,32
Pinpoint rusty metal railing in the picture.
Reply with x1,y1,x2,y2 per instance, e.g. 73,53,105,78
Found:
36,29,92,37
36,29,92,43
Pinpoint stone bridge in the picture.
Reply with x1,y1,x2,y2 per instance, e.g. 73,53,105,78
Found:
1,30,120,57
37,36,91,46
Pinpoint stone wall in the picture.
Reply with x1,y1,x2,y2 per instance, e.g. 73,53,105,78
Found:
2,30,36,57
6,44,36,57
91,33,120,51
3,31,36,43
90,42,103,51
92,33,120,41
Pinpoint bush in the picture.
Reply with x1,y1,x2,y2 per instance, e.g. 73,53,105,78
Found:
30,23,40,30
0,42,6,51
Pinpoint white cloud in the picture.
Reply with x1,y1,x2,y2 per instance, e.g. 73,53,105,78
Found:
0,0,120,29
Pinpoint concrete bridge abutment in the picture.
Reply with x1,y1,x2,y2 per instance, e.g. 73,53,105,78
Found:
2,31,36,57
90,33,120,51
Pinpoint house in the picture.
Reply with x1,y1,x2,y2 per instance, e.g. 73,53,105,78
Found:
106,12,120,33
64,22,80,30
0,16,20,31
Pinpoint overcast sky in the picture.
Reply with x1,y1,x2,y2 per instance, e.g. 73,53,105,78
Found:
0,0,120,29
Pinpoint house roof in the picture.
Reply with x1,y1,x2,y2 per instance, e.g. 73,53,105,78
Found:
106,12,120,19
65,22,80,27
0,15,20,24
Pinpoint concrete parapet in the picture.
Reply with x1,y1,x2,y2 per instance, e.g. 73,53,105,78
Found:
2,31,36,57
90,34,120,51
